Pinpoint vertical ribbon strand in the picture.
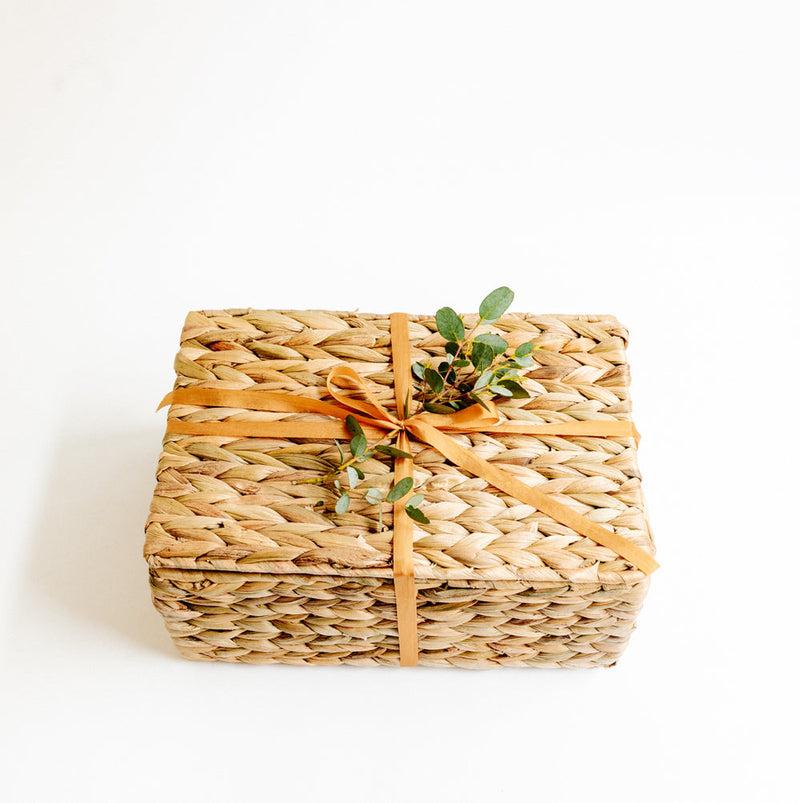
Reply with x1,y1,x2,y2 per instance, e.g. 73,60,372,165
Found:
389,313,419,666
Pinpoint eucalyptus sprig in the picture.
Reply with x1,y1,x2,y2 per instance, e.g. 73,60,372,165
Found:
301,286,536,533
320,415,430,528
412,286,539,413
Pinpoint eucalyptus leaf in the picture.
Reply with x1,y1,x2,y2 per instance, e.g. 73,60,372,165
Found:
470,393,491,411
386,476,413,502
364,487,384,505
514,355,534,368
435,307,465,342
498,379,529,398
334,440,344,462
350,433,367,457
515,341,533,357
375,444,413,459
412,362,426,381
345,415,364,438
404,505,430,524
489,384,514,397
335,493,350,514
452,358,470,368
444,341,460,357
424,401,456,414
470,341,494,372
424,367,444,394
474,369,493,390
346,466,360,488
407,493,425,508
474,332,508,356
479,286,514,322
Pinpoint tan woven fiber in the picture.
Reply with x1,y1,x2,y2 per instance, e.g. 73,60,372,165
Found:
145,309,655,667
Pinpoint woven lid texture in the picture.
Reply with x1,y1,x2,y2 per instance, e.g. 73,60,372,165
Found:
145,309,654,586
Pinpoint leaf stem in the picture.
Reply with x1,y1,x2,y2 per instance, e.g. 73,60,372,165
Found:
296,428,400,484
425,315,484,408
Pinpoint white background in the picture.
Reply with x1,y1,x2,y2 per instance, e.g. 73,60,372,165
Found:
2,2,798,801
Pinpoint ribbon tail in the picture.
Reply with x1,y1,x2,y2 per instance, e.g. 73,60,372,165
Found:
407,420,659,575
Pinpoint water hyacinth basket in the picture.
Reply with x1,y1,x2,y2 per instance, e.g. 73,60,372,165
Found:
145,308,656,667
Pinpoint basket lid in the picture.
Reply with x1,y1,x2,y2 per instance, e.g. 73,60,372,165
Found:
145,308,653,586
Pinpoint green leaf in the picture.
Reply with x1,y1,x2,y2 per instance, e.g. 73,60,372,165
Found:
498,379,529,398
375,444,413,459
424,367,444,394
470,393,491,411
335,493,350,514
514,355,534,368
334,440,344,462
424,401,456,414
346,466,360,488
474,369,493,390
444,341,460,357
412,362,426,381
435,307,465,342
489,384,513,397
345,415,364,438
452,358,470,368
354,466,365,479
474,332,508,356
515,341,533,357
350,433,367,457
364,487,384,505
470,341,494,372
404,505,430,524
407,493,425,508
386,476,413,502
479,286,514,322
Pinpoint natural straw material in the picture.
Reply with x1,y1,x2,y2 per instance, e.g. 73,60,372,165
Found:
145,309,655,667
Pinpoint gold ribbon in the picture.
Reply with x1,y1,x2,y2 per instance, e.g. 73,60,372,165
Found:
159,312,658,666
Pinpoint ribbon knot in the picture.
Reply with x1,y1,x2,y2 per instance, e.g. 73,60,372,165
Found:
325,363,505,437
158,312,657,666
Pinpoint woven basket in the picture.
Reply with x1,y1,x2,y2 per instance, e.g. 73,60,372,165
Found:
145,309,655,667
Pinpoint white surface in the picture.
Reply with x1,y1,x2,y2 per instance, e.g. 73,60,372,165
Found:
2,2,798,801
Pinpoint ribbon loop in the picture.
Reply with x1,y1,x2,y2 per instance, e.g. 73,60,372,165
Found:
326,364,401,429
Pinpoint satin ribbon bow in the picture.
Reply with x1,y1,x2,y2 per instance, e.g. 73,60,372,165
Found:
159,312,658,665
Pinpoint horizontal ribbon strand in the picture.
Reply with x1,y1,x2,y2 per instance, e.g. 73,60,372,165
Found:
161,388,639,440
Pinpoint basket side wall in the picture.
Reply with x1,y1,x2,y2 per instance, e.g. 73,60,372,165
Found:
150,568,649,668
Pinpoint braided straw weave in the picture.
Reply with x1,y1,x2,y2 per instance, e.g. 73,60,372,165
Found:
145,309,655,667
